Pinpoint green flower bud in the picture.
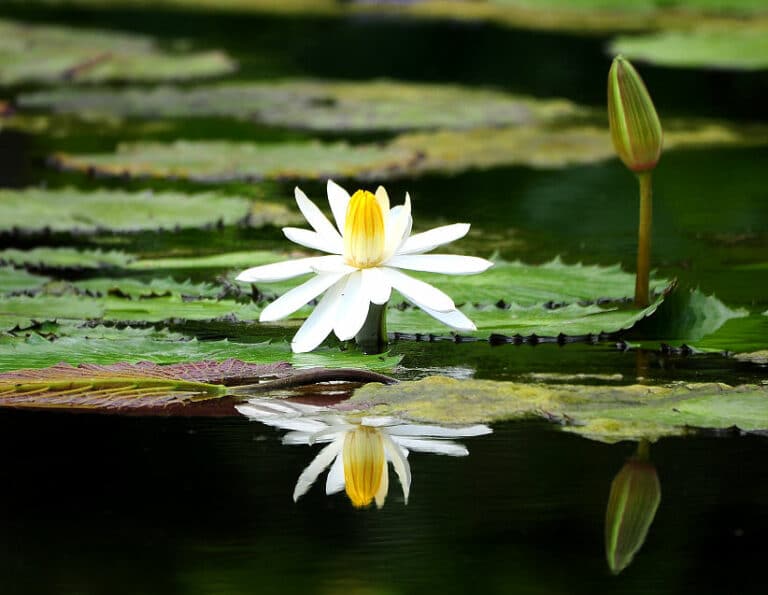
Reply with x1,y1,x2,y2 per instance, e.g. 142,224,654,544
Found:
605,446,661,574
608,56,663,173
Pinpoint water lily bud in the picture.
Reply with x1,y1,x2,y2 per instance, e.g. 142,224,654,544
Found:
605,454,661,574
607,56,663,173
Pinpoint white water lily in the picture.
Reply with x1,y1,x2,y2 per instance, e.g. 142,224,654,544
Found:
236,180,493,353
237,399,492,508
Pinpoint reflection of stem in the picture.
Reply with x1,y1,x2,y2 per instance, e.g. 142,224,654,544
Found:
355,302,388,355
635,172,653,308
228,368,397,395
635,439,651,462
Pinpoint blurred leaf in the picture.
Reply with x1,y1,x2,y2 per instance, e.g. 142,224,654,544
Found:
0,296,104,330
0,187,295,234
0,18,235,85
0,266,50,295
0,248,134,271
72,277,223,299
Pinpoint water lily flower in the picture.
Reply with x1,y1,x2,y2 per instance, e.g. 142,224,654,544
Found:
237,399,492,508
236,180,493,353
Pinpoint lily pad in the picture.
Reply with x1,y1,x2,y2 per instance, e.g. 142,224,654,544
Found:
19,80,579,132
51,122,768,181
0,325,400,372
0,247,133,271
349,375,768,443
0,187,293,234
610,27,768,71
0,18,235,85
0,295,104,331
0,266,50,295
72,277,223,299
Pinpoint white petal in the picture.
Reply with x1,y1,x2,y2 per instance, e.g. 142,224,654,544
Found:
375,185,390,215
291,279,345,353
383,435,411,504
333,271,370,341
236,257,319,283
383,194,412,260
386,254,493,275
374,455,389,509
293,440,342,502
380,267,455,313
260,272,345,322
391,437,469,457
386,424,493,438
327,179,351,235
282,227,340,254
325,453,346,495
294,187,343,251
361,267,391,305
309,254,357,275
397,223,470,255
419,305,477,332
236,399,324,417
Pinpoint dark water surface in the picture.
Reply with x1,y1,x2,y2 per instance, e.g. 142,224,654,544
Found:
1,3,767,594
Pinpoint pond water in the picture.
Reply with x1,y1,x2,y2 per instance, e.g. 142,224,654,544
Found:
0,3,767,594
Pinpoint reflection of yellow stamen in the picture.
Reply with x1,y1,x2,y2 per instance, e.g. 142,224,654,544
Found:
343,426,385,508
344,190,385,268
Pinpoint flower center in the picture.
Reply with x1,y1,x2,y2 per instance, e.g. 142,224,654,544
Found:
344,190,385,268
343,426,385,508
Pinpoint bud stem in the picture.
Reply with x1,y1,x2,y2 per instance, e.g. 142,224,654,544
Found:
635,172,653,308
355,302,388,354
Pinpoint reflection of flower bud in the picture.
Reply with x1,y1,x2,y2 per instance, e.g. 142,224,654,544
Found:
607,56,663,173
605,457,661,574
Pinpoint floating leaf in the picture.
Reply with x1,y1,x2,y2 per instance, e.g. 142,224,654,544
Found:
51,123,768,181
0,18,235,85
72,277,223,300
0,266,50,295
0,325,400,372
0,187,294,234
349,376,768,443
0,247,134,271
20,80,578,132
0,295,104,331
610,27,768,71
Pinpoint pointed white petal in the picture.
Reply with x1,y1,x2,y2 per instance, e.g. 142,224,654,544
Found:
386,254,493,275
361,267,391,305
260,419,328,434
381,267,455,312
294,187,344,251
236,399,324,417
419,305,477,332
383,194,412,260
325,452,346,495
309,424,356,445
260,272,345,322
398,223,470,255
293,440,342,502
291,279,345,353
383,435,411,504
333,271,370,341
375,185,390,215
309,254,357,275
282,227,340,254
391,437,469,456
361,416,402,427
327,179,351,235
235,257,319,282
386,424,493,438
374,456,389,509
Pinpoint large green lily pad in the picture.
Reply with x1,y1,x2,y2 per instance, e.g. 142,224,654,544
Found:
51,123,768,181
0,187,296,234
349,375,768,443
0,18,235,85
19,80,579,132
611,27,768,70
0,266,50,295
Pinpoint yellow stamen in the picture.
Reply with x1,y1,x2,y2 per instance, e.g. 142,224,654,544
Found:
343,426,385,508
344,190,385,268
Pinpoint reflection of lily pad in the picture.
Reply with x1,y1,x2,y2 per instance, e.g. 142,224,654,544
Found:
19,80,578,132
51,122,768,181
350,375,768,443
0,18,235,85
0,187,292,234
0,325,399,372
611,28,768,70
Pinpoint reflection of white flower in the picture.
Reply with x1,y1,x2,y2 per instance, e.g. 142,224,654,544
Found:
237,399,492,508
236,180,493,353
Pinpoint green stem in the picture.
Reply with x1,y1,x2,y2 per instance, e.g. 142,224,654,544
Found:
635,172,653,308
635,439,651,462
355,302,388,354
